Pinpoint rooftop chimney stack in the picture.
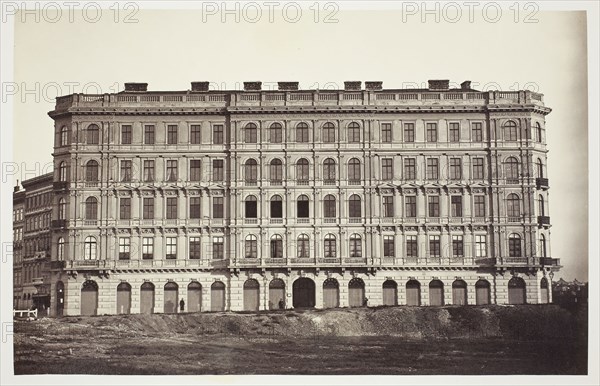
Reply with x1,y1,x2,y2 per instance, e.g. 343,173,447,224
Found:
278,82,299,91
460,80,472,90
243,81,262,91
365,81,383,91
427,79,450,90
124,83,148,92
191,82,210,92
344,81,362,91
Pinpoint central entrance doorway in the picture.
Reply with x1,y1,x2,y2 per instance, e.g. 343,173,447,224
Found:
292,278,315,308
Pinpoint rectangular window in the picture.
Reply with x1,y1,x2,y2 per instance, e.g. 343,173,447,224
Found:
426,158,439,180
383,196,394,218
144,125,155,145
429,235,441,258
403,123,415,142
451,196,463,217
428,196,440,217
324,238,336,258
142,237,153,260
245,239,258,259
449,158,462,180
190,197,201,219
119,198,131,220
404,158,416,180
120,160,132,182
213,125,224,144
383,235,395,258
406,235,418,258
190,125,201,144
474,195,486,217
475,235,487,257
426,122,438,142
381,158,393,180
143,197,154,219
449,122,460,142
297,237,309,258
213,237,224,259
405,196,417,217
166,160,178,182
472,122,483,142
166,197,178,219
189,237,201,259
121,125,132,144
473,158,485,180
190,160,202,182
166,237,177,259
143,160,154,182
119,237,130,260
213,197,224,219
213,159,224,182
452,235,464,257
167,125,178,144
381,123,392,143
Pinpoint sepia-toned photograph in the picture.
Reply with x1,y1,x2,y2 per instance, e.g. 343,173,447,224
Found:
1,1,598,385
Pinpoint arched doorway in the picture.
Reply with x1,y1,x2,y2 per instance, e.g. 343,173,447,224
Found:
292,278,315,308
475,279,491,305
187,281,202,312
56,281,64,317
452,280,468,306
140,282,155,314
243,279,260,311
116,282,131,314
210,281,226,311
269,279,286,310
80,280,98,316
164,282,179,313
540,277,549,304
348,278,365,307
382,280,398,306
429,280,444,306
508,277,526,304
406,280,421,306
323,278,339,308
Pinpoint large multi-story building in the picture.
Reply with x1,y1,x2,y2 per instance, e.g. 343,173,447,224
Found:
12,185,25,309
46,79,561,316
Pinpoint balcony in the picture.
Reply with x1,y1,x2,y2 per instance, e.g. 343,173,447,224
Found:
297,218,310,224
324,218,337,224
297,180,309,186
270,180,283,186
538,216,551,226
290,258,314,265
500,257,529,265
50,260,66,270
32,277,45,286
237,258,260,266
318,258,340,264
506,178,520,185
343,258,367,265
67,260,111,270
348,218,362,224
270,218,283,224
323,180,336,186
348,180,361,186
541,257,560,266
536,177,549,189
53,181,68,191
51,219,67,229
244,218,258,225
507,217,521,223
474,257,497,266
264,258,286,265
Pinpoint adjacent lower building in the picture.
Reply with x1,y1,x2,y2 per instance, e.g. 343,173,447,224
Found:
44,79,561,316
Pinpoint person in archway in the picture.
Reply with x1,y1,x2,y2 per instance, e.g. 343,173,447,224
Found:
179,298,185,312
363,297,369,307
278,299,285,310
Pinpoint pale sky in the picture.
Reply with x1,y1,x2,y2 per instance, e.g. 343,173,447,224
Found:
11,6,589,281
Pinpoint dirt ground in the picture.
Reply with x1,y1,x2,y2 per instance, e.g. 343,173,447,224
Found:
13,305,587,375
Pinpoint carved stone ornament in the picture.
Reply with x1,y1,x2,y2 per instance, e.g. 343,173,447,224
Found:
403,188,416,195
213,227,224,233
474,226,487,231
187,190,200,196
141,228,154,234
426,188,439,195
117,190,131,197
188,228,201,234
141,190,154,197
381,188,393,195
404,226,418,232
450,226,463,232
449,188,462,194
164,228,178,234
382,226,395,232
164,190,178,196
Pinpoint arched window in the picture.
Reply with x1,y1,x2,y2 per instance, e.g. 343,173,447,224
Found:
297,194,309,218
60,126,69,146
245,159,258,183
505,157,519,179
245,195,257,218
506,193,521,218
349,233,362,258
324,234,336,258
539,234,547,257
322,122,336,143
296,158,309,182
270,159,283,183
504,121,518,141
87,124,100,145
57,237,65,261
58,198,66,220
508,233,522,257
270,234,283,258
296,122,309,143
349,194,361,218
86,160,99,182
348,158,361,181
536,158,544,178
270,194,283,218
323,158,336,182
270,123,283,143
347,122,360,143
83,236,97,260
535,122,543,143
324,194,336,218
297,234,309,258
245,234,258,259
244,123,258,143
85,197,98,220
538,195,545,216
59,161,68,182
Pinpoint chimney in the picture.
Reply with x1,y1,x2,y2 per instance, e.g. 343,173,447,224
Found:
344,81,362,91
427,79,450,90
191,82,210,92
365,81,383,91
124,82,148,92
461,80,472,90
14,182,20,192
278,82,299,91
243,81,262,91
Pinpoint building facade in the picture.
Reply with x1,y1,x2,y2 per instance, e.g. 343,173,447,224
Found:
12,185,25,309
46,79,560,316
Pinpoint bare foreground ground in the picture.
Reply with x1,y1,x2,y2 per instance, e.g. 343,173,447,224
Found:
13,305,587,375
